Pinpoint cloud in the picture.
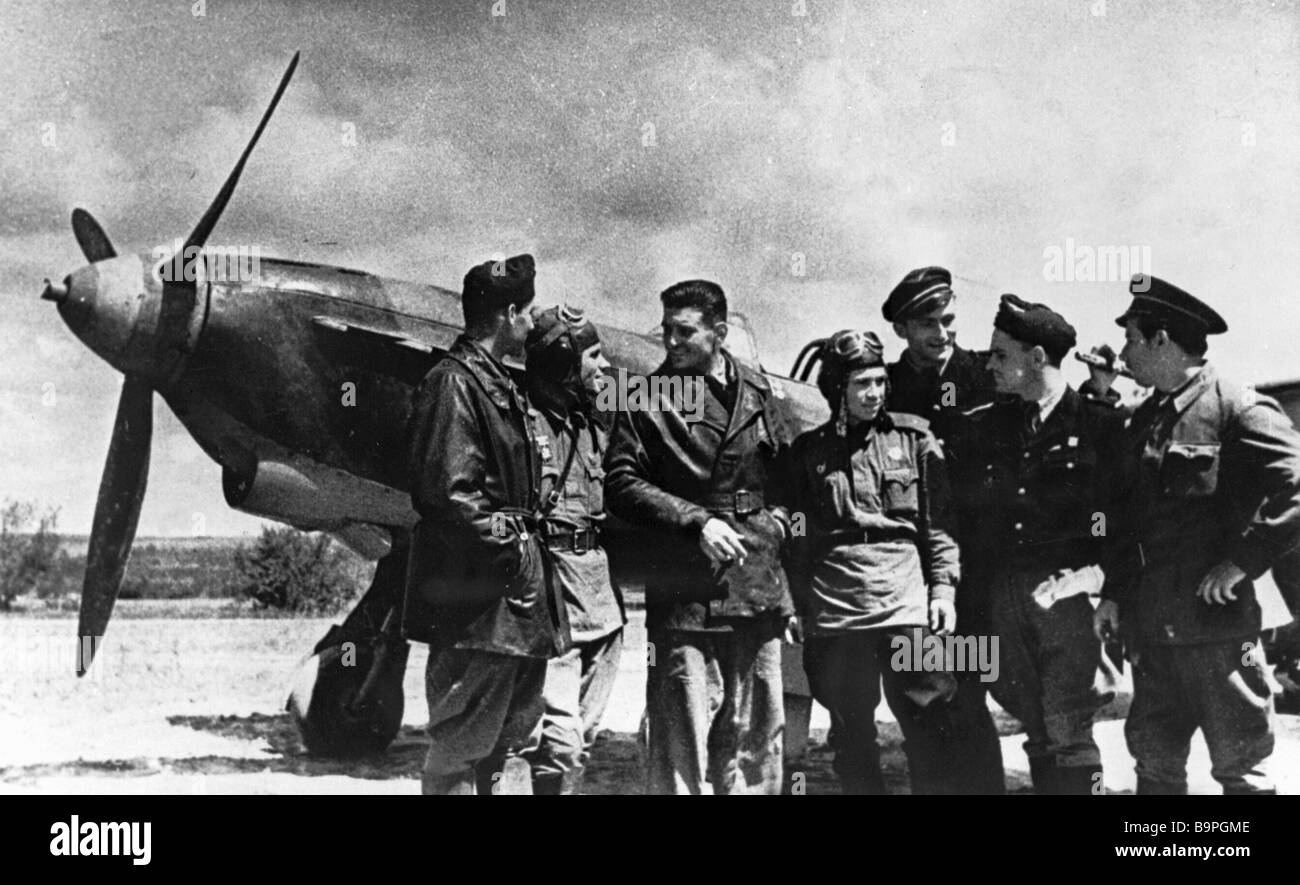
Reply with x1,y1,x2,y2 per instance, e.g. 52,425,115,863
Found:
2,0,1297,533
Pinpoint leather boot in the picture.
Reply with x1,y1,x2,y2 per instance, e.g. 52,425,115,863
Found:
532,771,564,796
1136,776,1187,795
1056,764,1102,795
476,755,534,795
1029,757,1059,795
560,766,586,795
422,769,476,795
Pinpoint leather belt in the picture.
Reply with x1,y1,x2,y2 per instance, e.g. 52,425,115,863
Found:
543,526,601,554
815,527,894,554
701,489,765,516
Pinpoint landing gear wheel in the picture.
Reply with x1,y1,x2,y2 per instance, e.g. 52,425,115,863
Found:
286,638,410,757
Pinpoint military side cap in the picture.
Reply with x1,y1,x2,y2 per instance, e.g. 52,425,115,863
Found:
994,293,1077,357
1114,274,1227,334
463,253,536,313
882,266,954,323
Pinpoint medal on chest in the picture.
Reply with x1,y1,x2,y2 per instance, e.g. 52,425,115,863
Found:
536,435,554,463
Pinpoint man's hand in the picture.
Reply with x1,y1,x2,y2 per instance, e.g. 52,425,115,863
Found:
1197,560,1246,605
784,615,804,645
1094,599,1121,642
1085,345,1120,395
929,596,957,637
699,517,747,567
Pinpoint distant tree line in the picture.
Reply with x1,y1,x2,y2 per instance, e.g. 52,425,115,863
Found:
0,500,367,615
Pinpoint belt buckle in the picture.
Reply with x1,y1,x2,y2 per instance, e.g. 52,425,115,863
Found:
733,490,760,516
571,530,589,555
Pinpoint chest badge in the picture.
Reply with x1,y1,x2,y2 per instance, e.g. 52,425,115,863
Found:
887,446,904,464
1068,435,1079,448
537,435,554,462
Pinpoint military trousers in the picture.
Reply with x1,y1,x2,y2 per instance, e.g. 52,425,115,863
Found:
422,645,546,795
645,616,784,795
528,628,624,778
1126,640,1275,794
803,627,959,795
988,562,1104,773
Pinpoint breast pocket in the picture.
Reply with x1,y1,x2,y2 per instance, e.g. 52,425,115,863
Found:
1161,443,1220,498
1041,445,1096,488
581,453,606,513
881,468,919,515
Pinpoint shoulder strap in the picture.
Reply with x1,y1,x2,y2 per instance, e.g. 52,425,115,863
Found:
541,419,582,516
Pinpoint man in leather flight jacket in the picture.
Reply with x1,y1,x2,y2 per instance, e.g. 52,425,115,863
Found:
605,279,799,795
405,254,571,795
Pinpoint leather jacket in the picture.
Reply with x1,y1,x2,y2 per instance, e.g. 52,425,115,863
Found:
403,335,571,658
605,351,799,630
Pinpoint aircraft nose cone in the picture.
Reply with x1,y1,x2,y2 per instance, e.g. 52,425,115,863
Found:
55,255,166,380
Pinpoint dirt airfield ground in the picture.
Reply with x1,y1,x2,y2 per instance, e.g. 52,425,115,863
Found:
2,602,1298,795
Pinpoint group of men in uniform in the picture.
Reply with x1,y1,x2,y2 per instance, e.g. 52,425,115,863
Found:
402,252,1300,795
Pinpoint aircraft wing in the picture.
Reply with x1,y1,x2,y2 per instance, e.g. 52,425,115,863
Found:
310,315,458,385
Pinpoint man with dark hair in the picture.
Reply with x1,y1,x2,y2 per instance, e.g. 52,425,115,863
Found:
882,266,1005,794
606,278,799,794
884,267,999,443
659,278,728,327
404,253,570,795
522,305,626,795
1095,274,1300,794
953,294,1125,794
782,329,962,794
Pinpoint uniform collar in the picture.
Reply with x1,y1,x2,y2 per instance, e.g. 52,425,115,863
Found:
1167,362,1212,414
1036,380,1067,424
451,334,525,410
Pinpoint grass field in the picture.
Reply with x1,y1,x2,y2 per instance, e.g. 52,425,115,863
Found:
3,603,1299,794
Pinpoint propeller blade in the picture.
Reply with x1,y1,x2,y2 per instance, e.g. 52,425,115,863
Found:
184,51,300,260
77,374,153,675
154,52,299,359
71,208,116,262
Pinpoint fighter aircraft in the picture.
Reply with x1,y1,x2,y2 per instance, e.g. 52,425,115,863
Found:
39,52,833,755
42,53,1299,756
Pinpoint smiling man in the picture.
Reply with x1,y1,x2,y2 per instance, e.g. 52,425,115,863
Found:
781,329,962,794
884,267,999,447
951,294,1126,795
883,265,1005,793
1095,274,1300,795
522,305,626,795
605,279,799,795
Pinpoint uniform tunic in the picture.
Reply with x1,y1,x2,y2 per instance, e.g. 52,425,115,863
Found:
886,345,998,451
783,412,964,794
532,408,625,644
783,413,959,634
953,386,1127,776
527,406,626,782
1104,364,1300,793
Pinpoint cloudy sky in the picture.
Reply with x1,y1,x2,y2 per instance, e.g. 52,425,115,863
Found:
2,0,1297,536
